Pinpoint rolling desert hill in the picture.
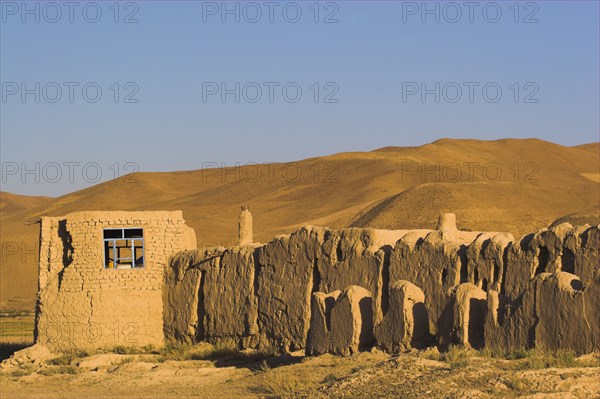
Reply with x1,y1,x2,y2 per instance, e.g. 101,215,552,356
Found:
0,192,53,218
1,138,598,310
550,205,600,227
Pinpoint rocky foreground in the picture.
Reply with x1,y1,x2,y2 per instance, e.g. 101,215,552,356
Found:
1,344,599,399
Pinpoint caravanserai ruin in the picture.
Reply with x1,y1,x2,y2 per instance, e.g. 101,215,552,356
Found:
35,209,600,356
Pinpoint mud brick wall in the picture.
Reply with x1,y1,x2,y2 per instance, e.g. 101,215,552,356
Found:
165,221,599,355
36,209,600,355
35,211,196,351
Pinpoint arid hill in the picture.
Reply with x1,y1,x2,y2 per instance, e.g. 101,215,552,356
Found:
1,138,598,310
0,192,52,217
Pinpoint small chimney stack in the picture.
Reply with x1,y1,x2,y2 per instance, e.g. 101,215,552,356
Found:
238,206,253,246
436,213,457,232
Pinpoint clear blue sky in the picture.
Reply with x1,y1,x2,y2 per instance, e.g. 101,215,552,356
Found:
1,0,599,196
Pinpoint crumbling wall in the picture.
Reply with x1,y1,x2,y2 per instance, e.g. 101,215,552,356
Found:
504,223,599,301
255,228,318,352
253,226,403,352
438,283,487,350
316,227,411,327
306,290,340,356
39,210,600,356
389,230,464,335
466,233,513,292
374,280,430,353
306,286,373,356
388,226,514,334
567,224,600,286
162,218,599,355
485,271,599,355
204,246,259,348
163,226,419,353
485,223,600,355
163,248,221,343
36,211,196,351
164,245,261,349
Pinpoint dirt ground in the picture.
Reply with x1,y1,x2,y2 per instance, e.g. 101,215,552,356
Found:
1,346,599,399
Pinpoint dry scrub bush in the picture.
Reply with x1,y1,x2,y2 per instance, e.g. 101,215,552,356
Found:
262,372,307,396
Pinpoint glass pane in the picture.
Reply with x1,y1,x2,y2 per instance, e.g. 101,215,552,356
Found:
124,228,143,239
103,229,124,239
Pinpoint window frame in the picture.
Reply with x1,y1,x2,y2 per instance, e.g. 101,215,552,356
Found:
102,228,145,269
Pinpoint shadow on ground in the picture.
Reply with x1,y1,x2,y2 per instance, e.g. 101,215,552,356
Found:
0,343,32,361
214,352,304,371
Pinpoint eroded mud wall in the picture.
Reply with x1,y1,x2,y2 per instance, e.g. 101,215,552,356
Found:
38,212,598,354
165,221,600,355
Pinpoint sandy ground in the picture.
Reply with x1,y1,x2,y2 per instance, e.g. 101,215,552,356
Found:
1,349,599,399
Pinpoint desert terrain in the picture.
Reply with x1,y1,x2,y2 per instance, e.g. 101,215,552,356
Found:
1,138,599,399
1,343,600,399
